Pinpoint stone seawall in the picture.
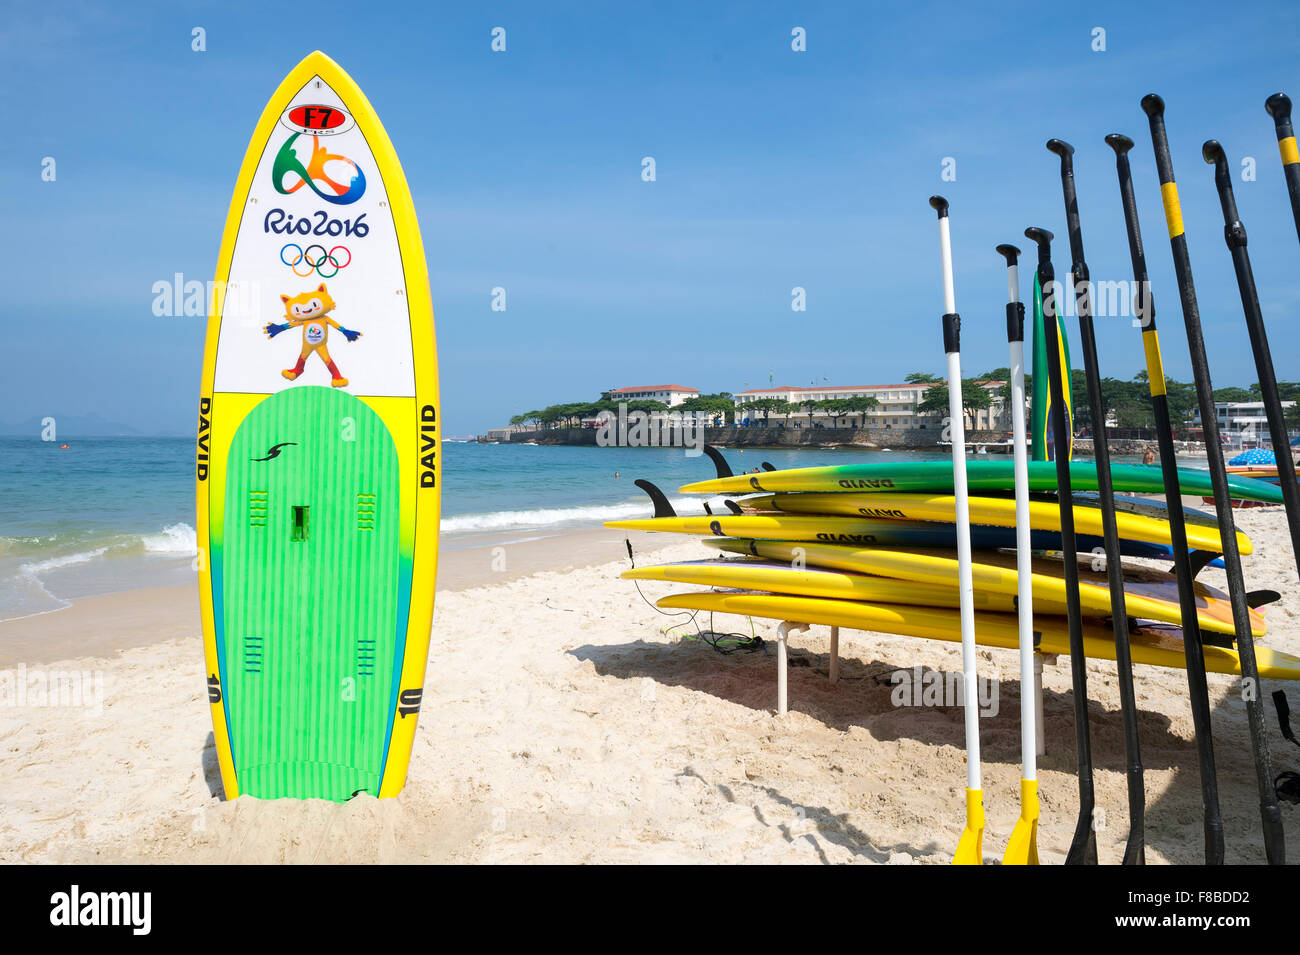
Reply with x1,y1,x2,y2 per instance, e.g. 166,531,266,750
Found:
1071,438,1207,456
492,426,1011,450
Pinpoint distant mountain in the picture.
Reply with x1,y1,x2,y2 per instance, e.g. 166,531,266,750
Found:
0,413,166,437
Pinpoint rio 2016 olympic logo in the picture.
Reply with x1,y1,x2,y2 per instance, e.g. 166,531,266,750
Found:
280,243,351,278
272,133,366,205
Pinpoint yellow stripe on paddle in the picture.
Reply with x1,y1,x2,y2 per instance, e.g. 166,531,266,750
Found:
1280,135,1300,167
1143,329,1167,396
1161,182,1185,238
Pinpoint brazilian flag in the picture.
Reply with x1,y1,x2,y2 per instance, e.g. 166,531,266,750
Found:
1030,273,1073,461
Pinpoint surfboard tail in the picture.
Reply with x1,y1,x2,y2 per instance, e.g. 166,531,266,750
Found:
1031,273,1074,461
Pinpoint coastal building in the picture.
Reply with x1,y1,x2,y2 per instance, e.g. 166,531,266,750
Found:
606,385,699,407
1191,399,1296,442
733,382,1011,430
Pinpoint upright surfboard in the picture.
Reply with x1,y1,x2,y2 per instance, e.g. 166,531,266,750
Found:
197,52,439,801
1030,271,1073,461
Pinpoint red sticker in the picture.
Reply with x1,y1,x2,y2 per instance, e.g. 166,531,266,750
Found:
288,105,348,130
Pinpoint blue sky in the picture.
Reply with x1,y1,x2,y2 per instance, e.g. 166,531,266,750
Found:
2,0,1298,435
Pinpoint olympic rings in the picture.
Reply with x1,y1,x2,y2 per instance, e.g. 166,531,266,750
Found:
279,243,352,279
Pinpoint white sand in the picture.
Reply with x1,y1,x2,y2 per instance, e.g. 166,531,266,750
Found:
2,512,1299,864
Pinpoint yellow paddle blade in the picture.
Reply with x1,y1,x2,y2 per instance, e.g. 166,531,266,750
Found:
1002,778,1040,866
953,788,985,865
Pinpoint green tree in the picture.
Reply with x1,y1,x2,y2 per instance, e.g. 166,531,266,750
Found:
997,373,1033,408
1164,379,1198,430
835,395,880,426
905,371,942,384
678,393,735,424
918,381,993,426
1213,386,1253,403
1272,381,1300,403
1285,402,1300,433
748,398,798,423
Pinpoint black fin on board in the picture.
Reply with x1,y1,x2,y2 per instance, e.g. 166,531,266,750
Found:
634,479,676,518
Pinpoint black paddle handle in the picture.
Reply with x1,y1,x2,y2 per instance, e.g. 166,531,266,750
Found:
996,244,1025,343
1107,129,1225,864
1143,92,1284,865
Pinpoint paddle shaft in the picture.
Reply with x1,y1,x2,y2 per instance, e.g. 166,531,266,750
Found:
1265,94,1300,245
1107,132,1224,864
1026,227,1098,865
1047,139,1145,865
999,246,1037,783
932,198,982,797
1142,94,1284,865
1203,140,1300,580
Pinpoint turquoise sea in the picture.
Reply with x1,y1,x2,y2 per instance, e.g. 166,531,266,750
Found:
1,436,1168,621
0,437,949,620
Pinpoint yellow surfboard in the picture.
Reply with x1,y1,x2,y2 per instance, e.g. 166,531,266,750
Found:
656,591,1300,680
741,492,1251,555
197,52,439,801
624,559,1020,612
701,540,1264,638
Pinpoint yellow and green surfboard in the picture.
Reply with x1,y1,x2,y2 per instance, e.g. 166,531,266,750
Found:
737,491,1250,554
1031,270,1073,461
197,52,440,801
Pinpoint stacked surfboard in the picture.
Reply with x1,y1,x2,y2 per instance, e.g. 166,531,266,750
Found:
1205,450,1300,508
606,456,1300,679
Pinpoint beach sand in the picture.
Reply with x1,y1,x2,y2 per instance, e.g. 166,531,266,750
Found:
2,512,1299,864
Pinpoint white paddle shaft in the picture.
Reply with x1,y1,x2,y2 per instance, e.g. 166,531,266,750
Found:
937,212,981,794
1011,339,1036,780
947,351,981,791
938,217,957,314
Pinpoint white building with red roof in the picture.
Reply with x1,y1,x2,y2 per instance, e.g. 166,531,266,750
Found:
733,382,1008,430
606,385,700,407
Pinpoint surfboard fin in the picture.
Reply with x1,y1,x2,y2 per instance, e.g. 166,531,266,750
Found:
1247,589,1282,609
724,500,743,515
1273,691,1300,750
702,445,733,479
703,502,713,515
634,479,676,518
761,462,776,471
1185,550,1221,578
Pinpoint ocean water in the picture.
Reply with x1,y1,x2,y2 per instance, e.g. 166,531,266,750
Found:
1,436,1170,622
0,436,927,621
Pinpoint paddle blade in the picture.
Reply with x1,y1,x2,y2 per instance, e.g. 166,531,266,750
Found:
1001,778,1040,866
953,788,985,865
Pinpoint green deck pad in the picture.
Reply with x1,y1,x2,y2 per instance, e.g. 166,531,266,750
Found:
223,386,399,800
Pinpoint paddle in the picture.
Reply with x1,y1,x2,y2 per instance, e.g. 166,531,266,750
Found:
1265,94,1300,245
1024,226,1098,864
1202,140,1300,579
1046,139,1146,865
996,243,1038,866
1142,94,1284,865
929,196,984,865
1106,132,1225,864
